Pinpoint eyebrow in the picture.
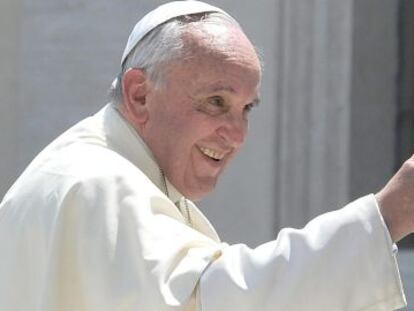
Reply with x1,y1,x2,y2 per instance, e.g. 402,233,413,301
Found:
195,84,261,106
195,84,237,95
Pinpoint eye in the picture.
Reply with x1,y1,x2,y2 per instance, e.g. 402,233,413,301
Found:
243,102,258,117
208,96,225,108
196,96,229,116
244,103,255,113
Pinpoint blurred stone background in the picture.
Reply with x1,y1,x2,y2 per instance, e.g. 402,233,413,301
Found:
0,0,413,308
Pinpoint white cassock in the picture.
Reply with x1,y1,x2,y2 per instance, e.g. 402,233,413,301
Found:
0,103,407,311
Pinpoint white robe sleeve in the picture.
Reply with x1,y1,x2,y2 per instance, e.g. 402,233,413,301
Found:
0,164,407,311
198,195,406,311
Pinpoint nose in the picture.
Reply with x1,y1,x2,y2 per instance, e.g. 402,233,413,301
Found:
216,114,247,147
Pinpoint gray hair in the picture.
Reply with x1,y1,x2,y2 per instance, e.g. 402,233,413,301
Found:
108,12,244,105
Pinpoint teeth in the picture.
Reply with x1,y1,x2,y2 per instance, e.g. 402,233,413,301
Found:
199,147,225,160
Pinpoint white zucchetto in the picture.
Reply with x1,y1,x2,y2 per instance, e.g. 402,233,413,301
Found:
120,0,233,66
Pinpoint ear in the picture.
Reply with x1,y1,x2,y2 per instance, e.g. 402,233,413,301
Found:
121,68,149,129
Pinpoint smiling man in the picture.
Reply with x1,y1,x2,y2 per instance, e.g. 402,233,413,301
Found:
0,1,412,310
119,19,260,200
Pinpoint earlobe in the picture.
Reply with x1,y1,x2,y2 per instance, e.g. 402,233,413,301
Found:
121,68,149,129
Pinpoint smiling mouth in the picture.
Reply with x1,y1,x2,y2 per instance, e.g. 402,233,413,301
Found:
198,146,226,161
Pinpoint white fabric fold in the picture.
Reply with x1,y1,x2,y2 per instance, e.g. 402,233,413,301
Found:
199,195,406,311
0,104,406,311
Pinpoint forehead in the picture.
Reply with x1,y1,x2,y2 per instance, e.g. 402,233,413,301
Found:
181,22,261,69
163,25,261,92
164,55,261,102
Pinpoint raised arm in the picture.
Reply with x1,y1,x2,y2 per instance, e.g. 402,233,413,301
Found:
376,155,414,242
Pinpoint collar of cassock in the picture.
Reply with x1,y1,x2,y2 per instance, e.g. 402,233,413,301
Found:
104,104,184,204
94,103,221,240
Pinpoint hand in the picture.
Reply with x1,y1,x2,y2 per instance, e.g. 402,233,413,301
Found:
376,155,414,242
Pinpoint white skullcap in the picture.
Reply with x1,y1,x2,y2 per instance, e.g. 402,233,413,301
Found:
120,0,233,66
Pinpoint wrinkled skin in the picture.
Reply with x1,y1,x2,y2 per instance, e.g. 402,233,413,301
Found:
376,155,414,242
120,24,261,201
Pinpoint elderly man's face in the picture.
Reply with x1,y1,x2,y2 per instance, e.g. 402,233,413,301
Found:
139,27,261,200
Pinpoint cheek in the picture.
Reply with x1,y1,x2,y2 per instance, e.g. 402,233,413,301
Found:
172,109,214,136
150,102,221,153
173,121,217,164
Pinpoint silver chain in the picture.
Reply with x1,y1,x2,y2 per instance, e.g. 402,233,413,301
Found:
159,168,192,227
182,198,193,227
159,167,170,198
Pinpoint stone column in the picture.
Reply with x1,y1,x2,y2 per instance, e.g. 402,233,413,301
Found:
0,0,22,197
349,0,399,199
274,0,354,229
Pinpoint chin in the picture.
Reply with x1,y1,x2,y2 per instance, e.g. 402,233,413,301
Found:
185,182,217,202
185,189,211,202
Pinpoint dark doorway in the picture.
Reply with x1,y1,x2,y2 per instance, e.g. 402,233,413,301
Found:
396,0,414,248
